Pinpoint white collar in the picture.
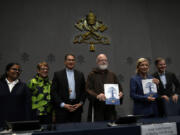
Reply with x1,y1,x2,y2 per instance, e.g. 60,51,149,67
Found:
66,68,74,72
158,71,166,76
6,78,19,84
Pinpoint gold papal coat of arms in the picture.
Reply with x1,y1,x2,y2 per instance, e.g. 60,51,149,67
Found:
73,11,110,52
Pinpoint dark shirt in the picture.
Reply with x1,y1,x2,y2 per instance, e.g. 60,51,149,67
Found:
86,68,123,98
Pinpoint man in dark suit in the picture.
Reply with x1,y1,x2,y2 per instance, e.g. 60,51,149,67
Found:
153,57,180,116
51,54,86,123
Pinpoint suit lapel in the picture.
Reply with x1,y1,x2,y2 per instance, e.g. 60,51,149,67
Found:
157,73,163,87
165,72,169,87
156,72,167,89
74,70,78,94
153,72,161,85
136,75,143,90
3,80,11,94
63,69,70,96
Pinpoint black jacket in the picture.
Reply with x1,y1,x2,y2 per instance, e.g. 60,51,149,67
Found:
153,71,180,97
51,69,86,110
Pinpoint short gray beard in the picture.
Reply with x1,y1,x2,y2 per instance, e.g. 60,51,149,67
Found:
99,64,108,70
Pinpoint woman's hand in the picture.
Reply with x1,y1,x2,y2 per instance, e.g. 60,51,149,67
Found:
147,96,156,101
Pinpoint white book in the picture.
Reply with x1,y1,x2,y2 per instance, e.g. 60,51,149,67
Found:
142,79,157,95
104,84,120,105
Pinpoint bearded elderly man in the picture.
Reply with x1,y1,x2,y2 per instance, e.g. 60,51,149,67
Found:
86,54,123,121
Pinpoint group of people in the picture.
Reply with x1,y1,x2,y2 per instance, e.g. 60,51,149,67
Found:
130,57,180,117
0,53,179,127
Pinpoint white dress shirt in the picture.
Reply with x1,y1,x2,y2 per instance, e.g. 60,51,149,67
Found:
159,72,167,89
66,68,76,99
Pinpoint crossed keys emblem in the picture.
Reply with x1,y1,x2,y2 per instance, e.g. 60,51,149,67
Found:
73,11,110,52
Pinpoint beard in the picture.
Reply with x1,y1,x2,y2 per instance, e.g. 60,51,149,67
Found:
99,64,108,70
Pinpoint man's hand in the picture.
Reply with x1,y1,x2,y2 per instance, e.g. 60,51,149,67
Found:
119,91,123,98
72,103,82,110
172,94,178,103
64,104,75,112
96,93,106,101
152,78,160,85
161,95,169,102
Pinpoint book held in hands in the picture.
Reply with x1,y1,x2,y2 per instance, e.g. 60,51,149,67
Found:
142,79,157,97
104,84,120,105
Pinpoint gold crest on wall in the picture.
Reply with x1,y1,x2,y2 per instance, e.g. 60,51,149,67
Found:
73,11,110,52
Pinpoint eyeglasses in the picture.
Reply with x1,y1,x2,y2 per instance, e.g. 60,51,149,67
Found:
10,68,22,72
40,68,49,71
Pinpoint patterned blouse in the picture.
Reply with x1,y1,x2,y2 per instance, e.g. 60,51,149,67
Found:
28,75,52,116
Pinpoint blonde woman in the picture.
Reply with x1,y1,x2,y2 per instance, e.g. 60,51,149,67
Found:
130,58,159,117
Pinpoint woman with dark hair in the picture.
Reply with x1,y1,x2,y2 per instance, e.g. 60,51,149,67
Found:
0,63,32,127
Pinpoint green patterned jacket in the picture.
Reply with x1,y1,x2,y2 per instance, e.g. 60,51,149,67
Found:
28,75,52,116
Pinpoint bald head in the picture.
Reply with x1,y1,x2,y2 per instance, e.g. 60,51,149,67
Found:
96,54,108,70
96,54,107,63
